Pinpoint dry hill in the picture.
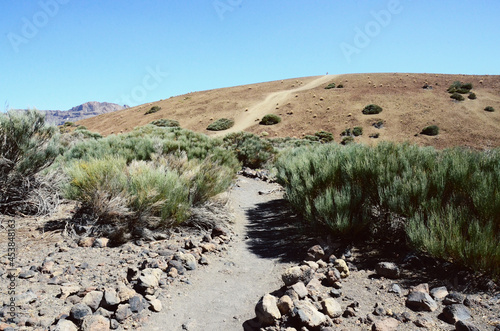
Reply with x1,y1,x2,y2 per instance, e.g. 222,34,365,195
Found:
78,73,500,149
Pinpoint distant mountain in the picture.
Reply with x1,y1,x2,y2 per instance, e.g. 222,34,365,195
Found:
35,101,129,125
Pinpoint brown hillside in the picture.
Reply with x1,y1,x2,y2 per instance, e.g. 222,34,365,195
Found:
78,73,500,149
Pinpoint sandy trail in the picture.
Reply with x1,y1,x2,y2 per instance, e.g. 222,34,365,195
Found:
213,75,336,136
142,176,314,331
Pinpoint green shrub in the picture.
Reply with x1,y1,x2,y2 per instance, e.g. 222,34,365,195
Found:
341,136,354,145
352,127,363,136
63,121,75,127
0,110,60,214
314,131,334,143
75,125,87,131
151,119,180,127
337,84,344,88
145,106,161,115
450,93,465,101
369,133,380,138
341,128,351,136
275,143,500,276
447,81,473,94
222,132,275,168
207,118,234,131
421,125,439,136
259,114,282,125
362,104,383,115
304,135,320,142
484,106,495,112
468,92,477,100
324,83,336,89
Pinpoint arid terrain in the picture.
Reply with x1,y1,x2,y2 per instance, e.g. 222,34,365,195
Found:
78,73,500,149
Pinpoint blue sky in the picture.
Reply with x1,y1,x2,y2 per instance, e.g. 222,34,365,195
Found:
1,0,499,110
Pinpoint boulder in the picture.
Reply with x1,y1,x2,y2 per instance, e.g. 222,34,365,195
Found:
430,286,448,300
455,320,480,331
406,292,438,312
103,288,121,307
294,300,327,328
372,317,399,331
114,304,132,323
70,303,92,322
441,304,471,324
307,245,325,261
322,298,342,318
291,282,308,299
255,294,281,326
81,291,103,311
277,295,293,315
149,298,162,312
282,266,303,286
334,259,349,278
81,315,110,331
375,262,400,279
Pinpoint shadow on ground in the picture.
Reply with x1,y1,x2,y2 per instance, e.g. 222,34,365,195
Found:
244,198,317,263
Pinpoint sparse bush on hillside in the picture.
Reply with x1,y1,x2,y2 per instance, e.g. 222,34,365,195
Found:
324,83,336,89
0,109,60,215
468,92,477,100
207,118,234,131
450,92,465,101
275,143,500,276
352,126,363,136
145,106,161,115
63,121,75,127
447,81,473,94
341,136,354,145
151,119,180,127
259,114,281,125
75,125,87,131
314,131,334,143
304,135,320,142
362,104,383,115
222,132,275,169
484,106,495,112
337,84,344,88
421,125,439,136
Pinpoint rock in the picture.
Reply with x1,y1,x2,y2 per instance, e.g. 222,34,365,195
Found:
138,268,162,294
307,245,325,261
406,292,438,312
199,255,209,265
78,237,95,247
322,298,342,318
53,319,78,331
282,266,303,286
325,270,340,287
94,308,112,318
110,319,120,330
211,225,227,238
334,259,349,278
200,243,217,253
342,307,356,318
18,270,36,279
441,304,471,324
168,260,186,275
129,295,148,313
443,292,465,305
375,262,400,279
414,314,435,328
178,253,197,271
292,282,308,299
294,300,327,328
70,303,92,321
103,288,120,307
430,286,448,300
388,284,402,296
13,290,37,305
277,295,294,315
117,283,136,302
410,283,429,294
81,291,103,311
455,320,480,331
93,237,109,248
372,317,399,331
329,289,342,298
114,304,132,323
81,315,110,331
303,261,319,271
149,299,162,312
41,260,55,273
255,294,281,326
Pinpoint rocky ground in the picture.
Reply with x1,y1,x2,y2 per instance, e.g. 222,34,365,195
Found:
0,174,499,331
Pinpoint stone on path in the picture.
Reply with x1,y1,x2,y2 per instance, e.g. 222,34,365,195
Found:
372,317,399,331
294,300,327,328
81,315,110,331
255,294,281,326
406,292,438,312
322,298,342,318
375,262,400,279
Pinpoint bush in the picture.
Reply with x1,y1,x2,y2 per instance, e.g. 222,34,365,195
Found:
314,131,334,143
259,114,281,125
484,106,495,112
207,118,234,131
324,83,336,89
447,81,473,94
75,125,87,131
450,93,465,101
222,132,275,168
352,127,363,136
275,143,500,276
421,125,439,136
304,135,320,142
0,110,60,214
468,92,477,100
145,106,161,115
362,104,383,115
151,119,180,127
337,84,344,88
341,136,354,145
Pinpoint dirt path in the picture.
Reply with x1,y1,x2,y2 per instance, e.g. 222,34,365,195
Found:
142,176,315,331
213,75,337,136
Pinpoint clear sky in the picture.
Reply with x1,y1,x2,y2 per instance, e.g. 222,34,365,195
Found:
1,0,499,110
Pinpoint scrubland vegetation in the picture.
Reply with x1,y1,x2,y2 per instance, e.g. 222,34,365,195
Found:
1,109,499,277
